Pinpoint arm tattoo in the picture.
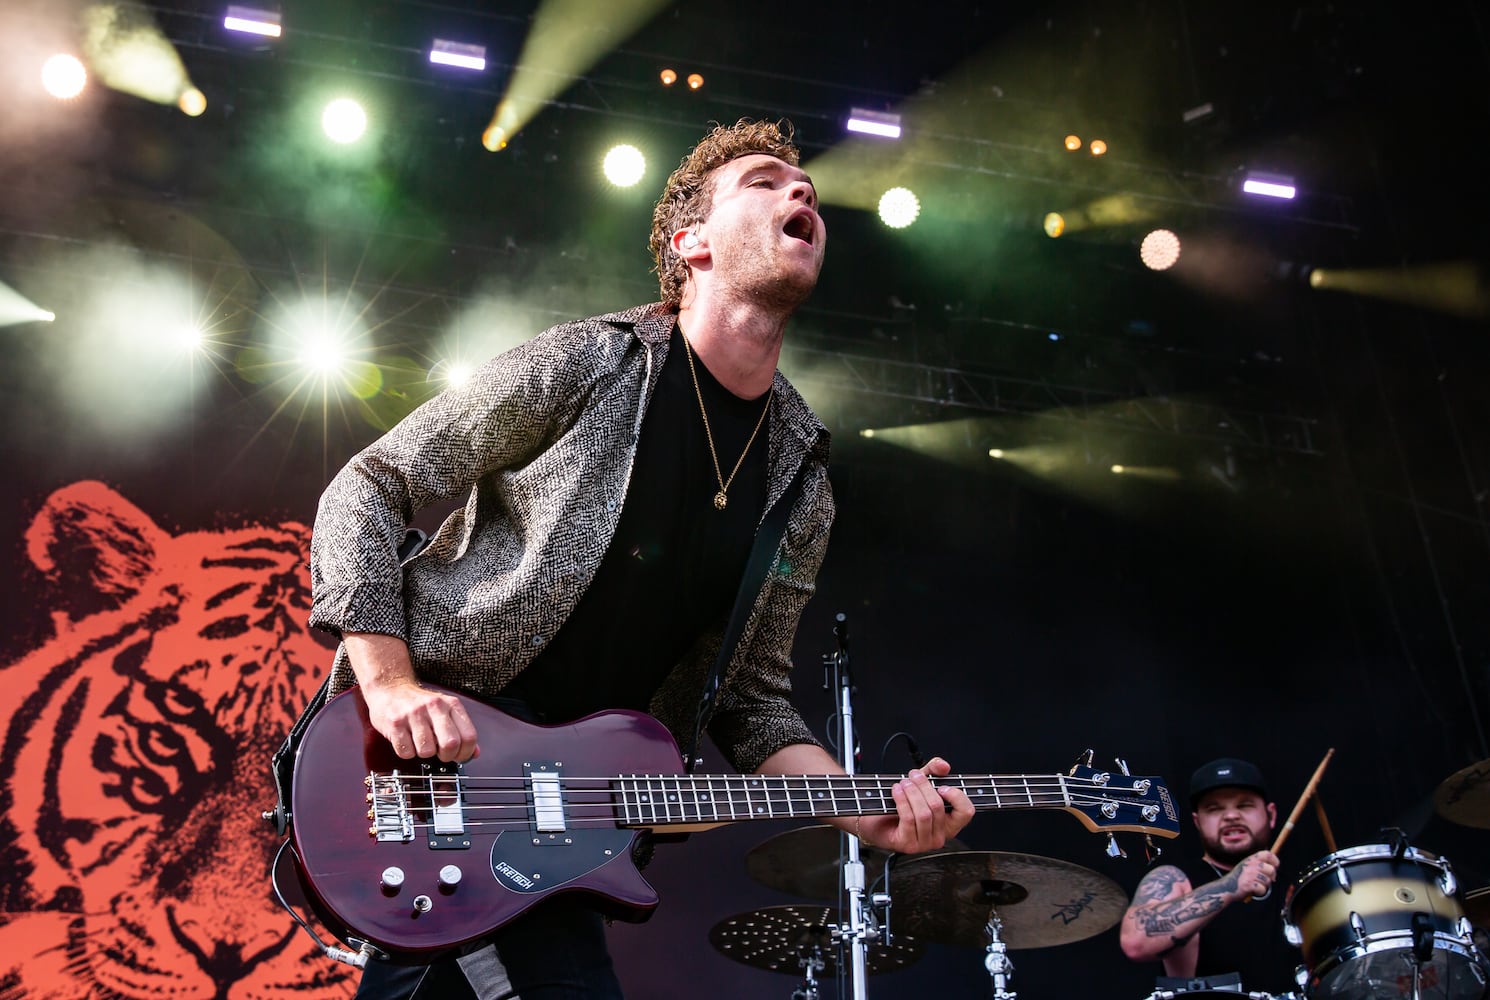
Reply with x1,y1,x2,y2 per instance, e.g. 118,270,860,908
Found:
1133,869,1240,937
1134,866,1185,904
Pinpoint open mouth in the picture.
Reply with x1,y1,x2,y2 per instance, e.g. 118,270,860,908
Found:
783,212,815,245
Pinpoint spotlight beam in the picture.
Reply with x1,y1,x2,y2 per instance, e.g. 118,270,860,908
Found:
0,279,56,327
483,0,670,150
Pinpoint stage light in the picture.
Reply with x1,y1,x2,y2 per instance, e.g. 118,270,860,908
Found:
686,73,703,90
846,108,902,140
660,68,677,86
1043,212,1066,238
989,448,1005,459
178,87,207,116
444,361,474,389
42,54,87,100
860,428,876,439
430,358,474,389
430,39,486,71
224,4,281,37
482,124,507,152
1111,464,1126,474
1243,171,1296,199
1140,229,1181,271
602,144,646,187
1,279,57,327
177,325,206,351
1182,102,1215,124
1064,134,1081,151
878,187,920,229
1089,139,1108,156
322,98,367,144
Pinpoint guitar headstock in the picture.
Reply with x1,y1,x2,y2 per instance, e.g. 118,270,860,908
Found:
1063,764,1182,839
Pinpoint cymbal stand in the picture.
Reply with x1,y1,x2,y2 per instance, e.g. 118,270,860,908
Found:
789,945,825,1000
983,911,1017,999
823,612,870,1000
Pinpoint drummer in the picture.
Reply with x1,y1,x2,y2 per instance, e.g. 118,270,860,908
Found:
1119,758,1300,995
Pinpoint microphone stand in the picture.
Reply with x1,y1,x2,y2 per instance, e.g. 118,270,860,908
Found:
823,613,870,1000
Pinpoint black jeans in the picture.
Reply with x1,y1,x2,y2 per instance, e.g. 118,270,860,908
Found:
354,898,622,999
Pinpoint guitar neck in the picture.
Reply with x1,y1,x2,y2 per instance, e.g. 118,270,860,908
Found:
616,772,1081,828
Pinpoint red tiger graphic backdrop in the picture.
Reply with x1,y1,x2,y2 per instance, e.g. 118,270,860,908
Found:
0,481,356,999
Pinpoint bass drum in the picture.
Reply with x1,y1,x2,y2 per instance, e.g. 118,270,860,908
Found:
1282,843,1488,999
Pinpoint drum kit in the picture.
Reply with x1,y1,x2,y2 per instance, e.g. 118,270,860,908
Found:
716,825,1130,998
707,751,1490,998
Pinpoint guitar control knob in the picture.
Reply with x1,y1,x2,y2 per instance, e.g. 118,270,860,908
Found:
381,867,405,890
413,895,433,914
438,865,463,888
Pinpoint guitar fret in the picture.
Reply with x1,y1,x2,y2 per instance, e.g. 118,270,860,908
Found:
686,775,703,823
802,775,832,817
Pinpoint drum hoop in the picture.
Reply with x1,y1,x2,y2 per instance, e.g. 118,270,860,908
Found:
1307,929,1479,985
1292,842,1444,889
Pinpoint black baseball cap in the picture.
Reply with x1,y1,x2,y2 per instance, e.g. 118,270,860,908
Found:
1189,757,1269,809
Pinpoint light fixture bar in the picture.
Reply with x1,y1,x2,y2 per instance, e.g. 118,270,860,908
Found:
1242,172,1297,200
430,39,486,71
846,108,902,140
224,5,281,37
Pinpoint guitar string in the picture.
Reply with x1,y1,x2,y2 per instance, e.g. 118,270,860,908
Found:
372,780,1162,824
376,778,1155,803
379,774,1154,791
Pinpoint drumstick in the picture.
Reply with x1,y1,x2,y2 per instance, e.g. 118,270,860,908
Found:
1312,792,1338,854
1244,748,1334,903
1271,748,1335,856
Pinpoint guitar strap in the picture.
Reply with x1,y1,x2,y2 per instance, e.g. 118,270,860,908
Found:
680,462,806,773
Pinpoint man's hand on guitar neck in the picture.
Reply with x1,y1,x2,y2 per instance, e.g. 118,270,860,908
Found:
758,744,975,854
343,632,481,763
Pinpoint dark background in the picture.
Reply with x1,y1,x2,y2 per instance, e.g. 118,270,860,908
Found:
2,1,1487,996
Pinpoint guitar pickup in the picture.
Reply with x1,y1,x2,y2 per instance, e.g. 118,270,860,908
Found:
425,762,466,837
526,761,566,836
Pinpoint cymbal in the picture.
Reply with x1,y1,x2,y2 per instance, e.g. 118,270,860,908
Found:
890,851,1126,950
745,823,968,900
1434,759,1490,829
708,904,924,977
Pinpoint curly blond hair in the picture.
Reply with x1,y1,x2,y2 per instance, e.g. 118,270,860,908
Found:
650,119,801,306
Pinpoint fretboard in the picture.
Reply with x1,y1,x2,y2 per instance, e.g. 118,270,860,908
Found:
614,773,1075,827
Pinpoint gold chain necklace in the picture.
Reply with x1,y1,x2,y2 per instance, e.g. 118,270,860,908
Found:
680,330,771,511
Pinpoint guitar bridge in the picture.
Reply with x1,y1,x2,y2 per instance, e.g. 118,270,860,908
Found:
368,771,414,843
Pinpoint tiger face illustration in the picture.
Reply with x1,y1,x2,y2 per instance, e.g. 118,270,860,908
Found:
0,481,356,998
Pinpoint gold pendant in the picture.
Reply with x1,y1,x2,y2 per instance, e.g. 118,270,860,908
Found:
713,491,728,511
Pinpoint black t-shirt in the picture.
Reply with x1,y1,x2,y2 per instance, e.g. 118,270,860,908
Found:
502,325,770,721
1175,855,1304,995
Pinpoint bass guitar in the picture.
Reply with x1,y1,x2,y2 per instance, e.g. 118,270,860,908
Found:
286,684,1180,961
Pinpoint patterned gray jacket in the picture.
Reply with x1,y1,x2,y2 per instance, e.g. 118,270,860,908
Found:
308,302,833,773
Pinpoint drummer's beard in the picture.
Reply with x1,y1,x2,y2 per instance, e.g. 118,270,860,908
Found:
1205,827,1268,869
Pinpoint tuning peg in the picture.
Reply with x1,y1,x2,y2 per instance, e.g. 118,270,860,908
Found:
1068,748,1095,775
1114,757,1131,777
1106,833,1127,859
1144,835,1163,864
